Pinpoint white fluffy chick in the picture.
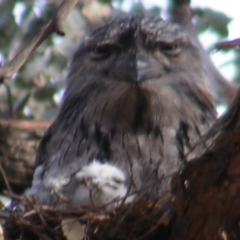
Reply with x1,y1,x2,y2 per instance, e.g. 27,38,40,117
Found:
26,160,134,207
61,162,134,240
73,161,134,206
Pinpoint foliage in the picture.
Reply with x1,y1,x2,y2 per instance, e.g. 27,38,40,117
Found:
193,7,232,37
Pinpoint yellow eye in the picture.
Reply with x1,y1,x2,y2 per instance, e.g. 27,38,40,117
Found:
90,46,112,60
159,42,181,56
112,177,123,184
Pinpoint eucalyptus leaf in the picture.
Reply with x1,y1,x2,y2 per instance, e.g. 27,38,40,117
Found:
193,7,232,37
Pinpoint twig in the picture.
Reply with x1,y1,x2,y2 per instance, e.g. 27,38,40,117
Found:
0,119,51,129
83,176,96,208
4,85,14,118
0,0,79,83
215,38,240,50
0,162,12,194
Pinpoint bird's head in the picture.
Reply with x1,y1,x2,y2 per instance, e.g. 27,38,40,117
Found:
58,16,214,133
66,16,208,94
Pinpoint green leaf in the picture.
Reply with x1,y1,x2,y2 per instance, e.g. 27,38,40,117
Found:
33,85,57,101
98,0,112,4
193,7,232,37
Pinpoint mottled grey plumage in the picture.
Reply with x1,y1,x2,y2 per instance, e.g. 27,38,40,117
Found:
27,16,216,206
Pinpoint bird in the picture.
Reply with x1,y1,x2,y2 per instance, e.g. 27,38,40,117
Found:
26,15,217,207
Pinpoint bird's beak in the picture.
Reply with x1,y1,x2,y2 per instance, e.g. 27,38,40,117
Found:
111,49,170,83
135,58,149,82
117,55,154,83
130,51,169,82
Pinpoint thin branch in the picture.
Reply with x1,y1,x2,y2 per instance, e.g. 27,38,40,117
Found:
4,85,14,118
0,162,12,194
216,38,240,50
0,119,51,130
0,0,79,83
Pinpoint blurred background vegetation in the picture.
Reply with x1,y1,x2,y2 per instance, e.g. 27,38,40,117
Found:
0,0,238,120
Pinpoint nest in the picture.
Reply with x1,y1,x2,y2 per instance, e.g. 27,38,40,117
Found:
1,193,173,240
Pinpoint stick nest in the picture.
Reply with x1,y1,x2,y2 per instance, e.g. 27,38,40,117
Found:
2,193,173,240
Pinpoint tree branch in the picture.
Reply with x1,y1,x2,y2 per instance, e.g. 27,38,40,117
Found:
216,38,240,50
0,0,79,83
0,119,51,193
171,89,240,240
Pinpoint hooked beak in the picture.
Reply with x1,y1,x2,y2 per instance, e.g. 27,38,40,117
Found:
112,52,170,83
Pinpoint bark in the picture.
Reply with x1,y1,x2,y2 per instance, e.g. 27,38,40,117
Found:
0,119,50,194
170,90,240,240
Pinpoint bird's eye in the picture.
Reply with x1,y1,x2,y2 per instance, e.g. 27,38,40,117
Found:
89,45,113,61
112,178,123,185
159,42,181,56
